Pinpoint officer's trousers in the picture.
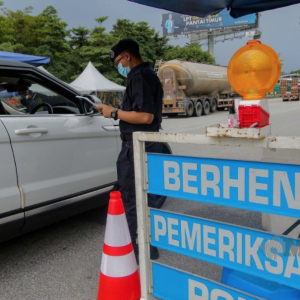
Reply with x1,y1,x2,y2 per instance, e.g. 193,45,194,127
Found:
117,141,165,243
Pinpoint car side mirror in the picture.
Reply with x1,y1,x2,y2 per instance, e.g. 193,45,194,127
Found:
76,95,99,115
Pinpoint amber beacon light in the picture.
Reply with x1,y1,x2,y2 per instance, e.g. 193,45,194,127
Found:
227,40,281,100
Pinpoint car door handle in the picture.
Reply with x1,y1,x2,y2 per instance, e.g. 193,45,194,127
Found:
15,128,48,135
102,125,116,132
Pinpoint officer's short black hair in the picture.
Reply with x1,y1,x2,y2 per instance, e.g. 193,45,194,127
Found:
110,39,141,62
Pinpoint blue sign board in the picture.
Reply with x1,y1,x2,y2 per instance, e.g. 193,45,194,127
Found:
147,154,300,218
152,263,262,300
150,209,300,290
162,10,256,36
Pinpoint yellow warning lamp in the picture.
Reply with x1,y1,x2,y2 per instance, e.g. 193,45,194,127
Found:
227,40,281,100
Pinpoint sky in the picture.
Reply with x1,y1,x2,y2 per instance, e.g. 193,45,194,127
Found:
4,0,300,73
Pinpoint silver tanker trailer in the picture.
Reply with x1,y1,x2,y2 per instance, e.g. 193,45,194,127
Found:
157,60,235,117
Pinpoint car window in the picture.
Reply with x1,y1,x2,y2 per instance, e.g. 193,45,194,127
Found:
0,78,79,115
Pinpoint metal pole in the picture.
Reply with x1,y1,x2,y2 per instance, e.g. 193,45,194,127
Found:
190,32,198,44
254,13,261,39
133,133,156,300
208,34,214,57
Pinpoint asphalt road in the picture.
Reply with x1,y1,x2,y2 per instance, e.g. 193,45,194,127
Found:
1,98,300,300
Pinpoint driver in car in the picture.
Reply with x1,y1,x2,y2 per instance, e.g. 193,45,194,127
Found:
18,91,29,109
26,90,37,113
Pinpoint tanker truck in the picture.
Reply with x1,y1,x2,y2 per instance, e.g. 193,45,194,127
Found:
156,60,234,117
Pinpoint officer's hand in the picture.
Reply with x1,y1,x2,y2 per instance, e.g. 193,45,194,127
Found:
96,104,115,118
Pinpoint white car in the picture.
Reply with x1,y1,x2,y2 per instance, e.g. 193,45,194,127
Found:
0,60,171,242
0,60,123,242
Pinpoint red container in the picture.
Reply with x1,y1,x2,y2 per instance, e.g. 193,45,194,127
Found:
238,105,269,128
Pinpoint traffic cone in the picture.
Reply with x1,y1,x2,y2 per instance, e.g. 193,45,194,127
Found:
97,191,141,300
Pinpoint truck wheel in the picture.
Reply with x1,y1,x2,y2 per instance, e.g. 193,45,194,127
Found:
203,100,210,115
193,101,202,117
210,98,217,113
185,101,194,117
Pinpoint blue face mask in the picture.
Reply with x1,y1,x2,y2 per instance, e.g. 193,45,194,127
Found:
118,63,131,78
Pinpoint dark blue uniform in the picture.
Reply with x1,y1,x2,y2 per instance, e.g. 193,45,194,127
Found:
117,62,164,246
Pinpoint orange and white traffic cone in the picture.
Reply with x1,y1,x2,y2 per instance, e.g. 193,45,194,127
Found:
97,191,141,300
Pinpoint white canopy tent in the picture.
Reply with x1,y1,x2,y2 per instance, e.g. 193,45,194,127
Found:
70,62,125,93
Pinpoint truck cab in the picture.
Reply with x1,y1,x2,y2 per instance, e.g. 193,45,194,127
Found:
161,68,187,116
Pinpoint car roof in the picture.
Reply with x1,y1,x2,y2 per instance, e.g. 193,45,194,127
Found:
0,59,33,68
0,60,83,96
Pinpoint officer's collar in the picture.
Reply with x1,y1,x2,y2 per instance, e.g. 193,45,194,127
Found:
128,62,150,80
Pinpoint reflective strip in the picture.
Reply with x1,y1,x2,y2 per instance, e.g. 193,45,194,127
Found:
101,251,138,277
103,243,133,256
104,214,131,247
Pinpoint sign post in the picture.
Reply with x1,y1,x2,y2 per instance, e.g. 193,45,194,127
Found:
134,131,300,300
162,11,257,37
208,35,214,56
161,10,260,47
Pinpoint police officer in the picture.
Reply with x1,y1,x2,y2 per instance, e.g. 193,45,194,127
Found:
96,39,163,260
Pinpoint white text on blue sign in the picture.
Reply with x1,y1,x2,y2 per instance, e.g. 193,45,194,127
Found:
150,209,300,290
147,154,300,218
152,263,262,300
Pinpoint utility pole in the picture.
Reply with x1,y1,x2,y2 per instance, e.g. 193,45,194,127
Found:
253,13,261,39
208,34,214,57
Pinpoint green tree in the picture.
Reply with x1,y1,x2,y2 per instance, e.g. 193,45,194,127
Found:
0,6,35,50
73,17,171,85
69,26,90,49
35,6,71,80
291,70,300,74
63,27,91,81
0,5,72,81
37,6,69,52
0,4,217,84
163,43,215,64
78,16,121,83
0,42,25,52
110,19,170,66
